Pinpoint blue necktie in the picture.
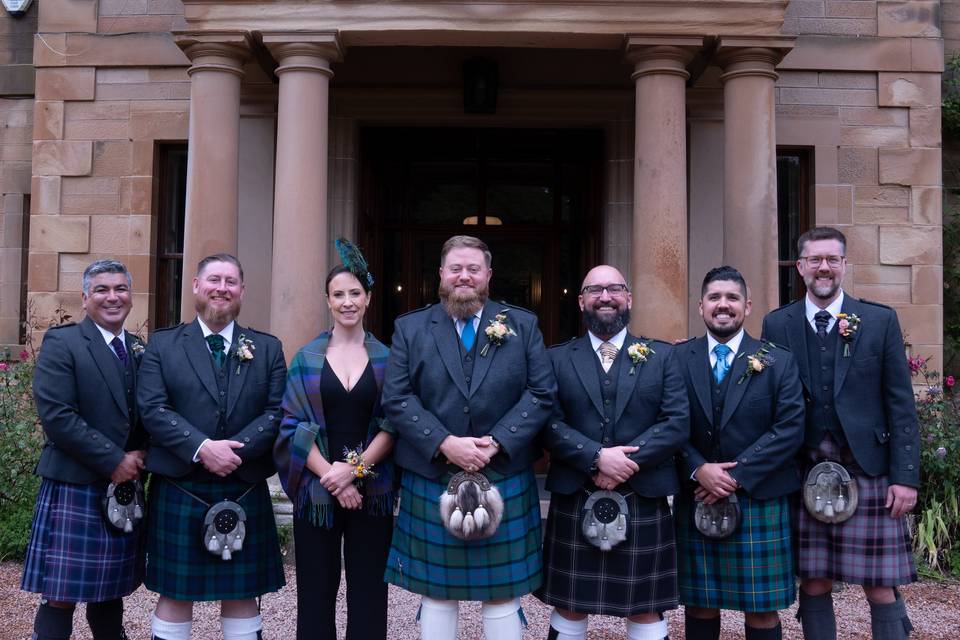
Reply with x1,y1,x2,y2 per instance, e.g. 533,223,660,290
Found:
713,343,731,384
460,318,476,351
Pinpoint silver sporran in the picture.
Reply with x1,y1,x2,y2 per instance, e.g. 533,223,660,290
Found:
439,471,504,541
803,460,859,524
694,494,741,539
203,500,247,561
102,479,145,533
581,490,629,551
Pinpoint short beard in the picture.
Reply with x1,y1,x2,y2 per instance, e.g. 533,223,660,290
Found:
706,319,742,339
196,298,240,328
807,277,841,302
583,306,630,339
439,281,488,320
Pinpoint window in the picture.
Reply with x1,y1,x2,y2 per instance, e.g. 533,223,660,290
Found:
154,144,187,329
776,148,812,305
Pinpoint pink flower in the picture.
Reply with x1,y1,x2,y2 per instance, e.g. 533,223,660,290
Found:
947,375,956,388
19,350,29,361
838,319,849,333
908,356,927,374
0,362,8,372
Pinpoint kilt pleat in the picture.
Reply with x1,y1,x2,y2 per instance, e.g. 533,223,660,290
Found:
145,476,285,601
795,436,917,587
536,490,678,617
675,493,795,613
21,478,145,603
384,469,542,601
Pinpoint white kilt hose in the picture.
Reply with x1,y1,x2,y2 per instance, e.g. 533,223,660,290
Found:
536,489,679,617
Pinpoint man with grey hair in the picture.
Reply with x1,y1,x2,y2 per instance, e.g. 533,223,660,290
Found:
22,259,148,640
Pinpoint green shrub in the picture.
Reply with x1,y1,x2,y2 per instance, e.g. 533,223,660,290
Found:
911,356,960,575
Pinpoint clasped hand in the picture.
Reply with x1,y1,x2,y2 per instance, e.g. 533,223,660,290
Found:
440,435,498,471
320,461,357,496
198,439,244,477
110,449,146,484
694,461,739,505
592,446,639,490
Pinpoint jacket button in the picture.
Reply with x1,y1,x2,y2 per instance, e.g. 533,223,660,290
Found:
769,433,776,438
604,417,610,423
531,398,538,404
424,428,431,435
463,406,470,413
653,428,660,434
510,426,518,433
755,446,761,452
159,408,166,413
401,401,408,408
214,411,220,417
258,426,264,432
905,445,912,452
740,458,747,463
171,419,177,425
682,451,688,458
638,440,646,446
268,415,276,421
521,411,528,418
903,427,911,434
220,391,225,397
183,430,190,436
908,464,915,470
244,437,250,443
563,434,569,440
92,433,98,440
551,424,558,430
104,443,111,449
412,415,419,422
706,431,712,437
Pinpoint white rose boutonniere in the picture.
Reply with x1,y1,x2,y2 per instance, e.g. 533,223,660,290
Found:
627,341,655,375
235,334,255,374
480,311,517,357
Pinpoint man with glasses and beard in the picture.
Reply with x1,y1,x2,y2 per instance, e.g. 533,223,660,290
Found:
674,266,804,640
762,227,919,639
138,254,287,640
536,265,687,640
383,235,556,640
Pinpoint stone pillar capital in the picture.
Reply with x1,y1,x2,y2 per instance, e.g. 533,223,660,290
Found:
262,31,343,77
715,37,794,83
624,36,702,81
175,31,252,78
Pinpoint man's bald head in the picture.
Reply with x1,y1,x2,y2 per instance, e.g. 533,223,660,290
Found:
579,265,631,340
580,265,628,293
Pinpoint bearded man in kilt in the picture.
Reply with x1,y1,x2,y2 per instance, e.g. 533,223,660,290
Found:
536,265,688,640
138,254,287,640
762,227,920,640
675,266,805,640
382,235,556,640
23,259,147,640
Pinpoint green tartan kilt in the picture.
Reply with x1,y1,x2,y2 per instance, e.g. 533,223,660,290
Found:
675,493,795,613
146,476,285,601
384,468,543,601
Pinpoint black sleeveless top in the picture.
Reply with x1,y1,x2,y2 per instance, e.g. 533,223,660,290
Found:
320,360,377,459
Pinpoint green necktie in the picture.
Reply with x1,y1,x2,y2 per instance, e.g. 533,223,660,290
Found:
206,334,226,368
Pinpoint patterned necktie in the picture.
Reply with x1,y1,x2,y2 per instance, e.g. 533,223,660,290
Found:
110,336,128,367
713,343,731,384
206,334,226,368
460,318,476,351
815,310,832,341
599,341,619,373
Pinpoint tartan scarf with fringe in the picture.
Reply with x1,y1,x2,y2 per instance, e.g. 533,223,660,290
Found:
274,331,395,527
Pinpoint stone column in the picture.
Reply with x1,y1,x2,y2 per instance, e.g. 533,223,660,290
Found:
717,39,793,334
625,37,700,341
263,32,343,356
175,32,250,321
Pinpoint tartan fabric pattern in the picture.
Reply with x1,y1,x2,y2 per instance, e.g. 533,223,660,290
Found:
145,476,285,601
536,490,678,616
675,493,795,613
22,478,144,603
795,436,917,586
384,468,542,601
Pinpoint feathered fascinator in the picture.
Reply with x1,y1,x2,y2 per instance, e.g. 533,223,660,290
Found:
335,238,375,289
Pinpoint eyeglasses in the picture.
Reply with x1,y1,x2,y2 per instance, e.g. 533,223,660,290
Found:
800,255,845,268
581,284,629,297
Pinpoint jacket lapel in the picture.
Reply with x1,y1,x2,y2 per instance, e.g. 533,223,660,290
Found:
834,294,862,395
719,333,756,429
81,317,128,414
687,336,714,425
786,302,811,392
430,304,470,398
469,303,502,397
182,318,220,403
571,335,605,417
226,324,250,418
613,333,646,424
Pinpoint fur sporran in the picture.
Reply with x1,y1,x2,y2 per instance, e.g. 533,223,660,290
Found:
694,493,741,539
101,479,145,533
439,471,504,541
581,490,629,551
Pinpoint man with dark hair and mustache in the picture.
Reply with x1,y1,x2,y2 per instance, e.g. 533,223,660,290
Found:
137,254,287,640
674,266,804,640
762,227,920,640
536,265,688,640
383,235,556,640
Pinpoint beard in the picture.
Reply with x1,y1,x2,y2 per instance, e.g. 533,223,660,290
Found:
805,273,841,301
583,304,630,339
439,280,489,320
704,314,743,339
196,296,241,328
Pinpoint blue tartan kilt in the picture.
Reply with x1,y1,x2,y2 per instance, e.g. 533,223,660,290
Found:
21,478,145,603
384,468,543,601
145,476,285,601
675,492,796,613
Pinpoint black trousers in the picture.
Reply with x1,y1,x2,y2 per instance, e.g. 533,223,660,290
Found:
293,507,393,640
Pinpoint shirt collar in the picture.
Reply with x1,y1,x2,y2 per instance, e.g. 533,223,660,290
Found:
805,289,845,325
93,321,125,345
588,327,627,354
453,308,483,329
197,317,235,348
707,328,745,359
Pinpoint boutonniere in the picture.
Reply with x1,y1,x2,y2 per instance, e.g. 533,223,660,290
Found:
736,343,775,385
480,311,517,357
627,341,655,375
836,313,860,357
130,341,145,358
234,334,255,374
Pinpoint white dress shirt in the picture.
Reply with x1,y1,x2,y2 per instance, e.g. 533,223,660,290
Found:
804,290,845,334
587,327,627,363
707,328,745,369
93,322,127,360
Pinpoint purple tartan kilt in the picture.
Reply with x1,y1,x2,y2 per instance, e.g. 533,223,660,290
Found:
795,436,917,587
21,478,145,603
535,489,678,617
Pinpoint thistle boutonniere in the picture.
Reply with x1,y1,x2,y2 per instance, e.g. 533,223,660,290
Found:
480,311,517,357
736,343,776,385
836,313,860,357
130,340,145,358
234,334,255,374
627,341,655,375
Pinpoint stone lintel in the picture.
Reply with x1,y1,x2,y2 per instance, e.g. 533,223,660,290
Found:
35,33,189,68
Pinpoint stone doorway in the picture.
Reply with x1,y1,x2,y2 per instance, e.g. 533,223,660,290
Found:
359,126,603,347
